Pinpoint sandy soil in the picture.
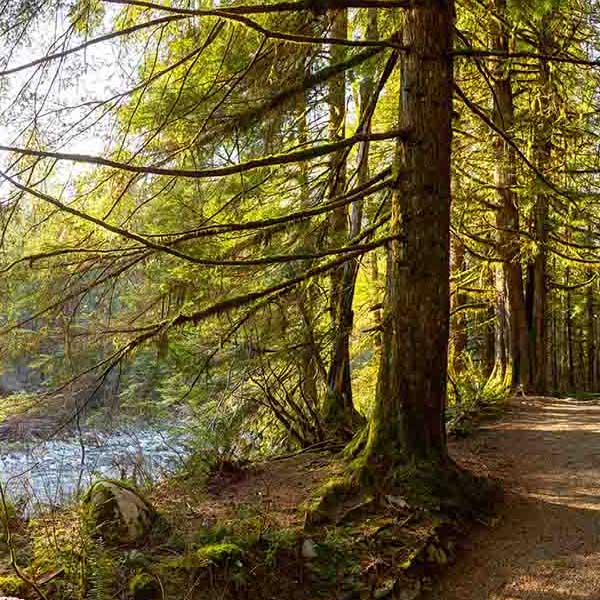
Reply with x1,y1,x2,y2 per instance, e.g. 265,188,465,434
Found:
426,396,600,600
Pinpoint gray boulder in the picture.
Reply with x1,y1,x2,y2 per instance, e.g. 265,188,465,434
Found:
83,479,157,545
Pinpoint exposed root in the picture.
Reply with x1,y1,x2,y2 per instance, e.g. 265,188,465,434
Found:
305,452,499,528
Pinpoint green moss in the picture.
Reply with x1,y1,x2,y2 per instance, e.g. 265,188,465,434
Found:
387,460,498,518
196,542,244,566
304,475,361,526
158,542,244,572
128,571,160,600
0,573,27,596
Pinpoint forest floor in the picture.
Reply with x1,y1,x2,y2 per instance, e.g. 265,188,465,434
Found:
4,394,600,599
427,395,600,600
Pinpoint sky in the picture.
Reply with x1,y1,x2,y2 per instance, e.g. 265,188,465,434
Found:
0,2,134,198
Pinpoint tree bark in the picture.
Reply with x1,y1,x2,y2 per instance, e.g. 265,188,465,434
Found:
490,0,531,391
363,0,454,467
526,19,553,396
566,266,575,390
493,262,509,381
450,234,467,374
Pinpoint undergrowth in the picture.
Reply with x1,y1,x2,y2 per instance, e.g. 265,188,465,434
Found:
447,361,510,436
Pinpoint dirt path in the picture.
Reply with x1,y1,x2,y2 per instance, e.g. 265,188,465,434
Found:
426,396,600,600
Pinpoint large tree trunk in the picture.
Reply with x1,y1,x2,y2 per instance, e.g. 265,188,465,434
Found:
363,0,453,467
490,0,531,391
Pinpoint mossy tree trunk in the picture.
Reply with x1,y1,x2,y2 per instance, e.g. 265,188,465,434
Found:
360,0,454,470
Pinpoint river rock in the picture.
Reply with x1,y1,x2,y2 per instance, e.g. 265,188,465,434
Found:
83,479,157,545
301,538,318,559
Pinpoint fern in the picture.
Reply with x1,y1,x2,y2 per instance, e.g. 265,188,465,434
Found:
85,541,118,600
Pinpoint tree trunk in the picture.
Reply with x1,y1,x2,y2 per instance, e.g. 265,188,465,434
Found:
588,272,598,391
493,262,509,381
566,266,575,390
526,20,554,396
450,234,467,374
483,266,496,378
363,0,453,467
323,6,366,437
490,0,530,391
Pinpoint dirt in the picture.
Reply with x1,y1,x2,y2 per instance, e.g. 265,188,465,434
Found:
152,396,600,599
153,449,343,531
426,396,600,600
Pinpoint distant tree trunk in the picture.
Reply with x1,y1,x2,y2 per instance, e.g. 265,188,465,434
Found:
588,271,598,391
450,234,467,374
552,302,559,392
566,266,575,390
370,253,383,349
483,266,496,378
362,0,453,468
292,67,327,444
490,0,530,391
493,263,509,381
526,20,554,396
323,6,367,437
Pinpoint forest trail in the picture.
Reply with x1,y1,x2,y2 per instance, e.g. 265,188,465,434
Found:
426,397,600,600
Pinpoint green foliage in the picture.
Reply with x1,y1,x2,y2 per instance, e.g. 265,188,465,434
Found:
85,542,120,600
195,542,244,566
0,573,27,596
68,0,105,32
128,571,160,600
447,360,510,437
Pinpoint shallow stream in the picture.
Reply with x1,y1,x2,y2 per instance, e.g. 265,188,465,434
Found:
0,425,190,508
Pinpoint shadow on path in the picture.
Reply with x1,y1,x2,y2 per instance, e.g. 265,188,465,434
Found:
425,397,600,600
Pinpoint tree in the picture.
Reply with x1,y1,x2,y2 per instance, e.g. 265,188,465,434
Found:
358,0,454,474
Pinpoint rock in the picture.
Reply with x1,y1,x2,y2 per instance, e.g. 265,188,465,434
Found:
384,494,410,510
397,580,422,600
301,538,318,559
83,479,157,545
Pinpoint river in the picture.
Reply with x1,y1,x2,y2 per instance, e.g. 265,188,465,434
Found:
0,425,190,509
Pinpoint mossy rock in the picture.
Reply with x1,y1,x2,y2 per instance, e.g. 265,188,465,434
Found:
83,479,157,546
128,572,161,600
